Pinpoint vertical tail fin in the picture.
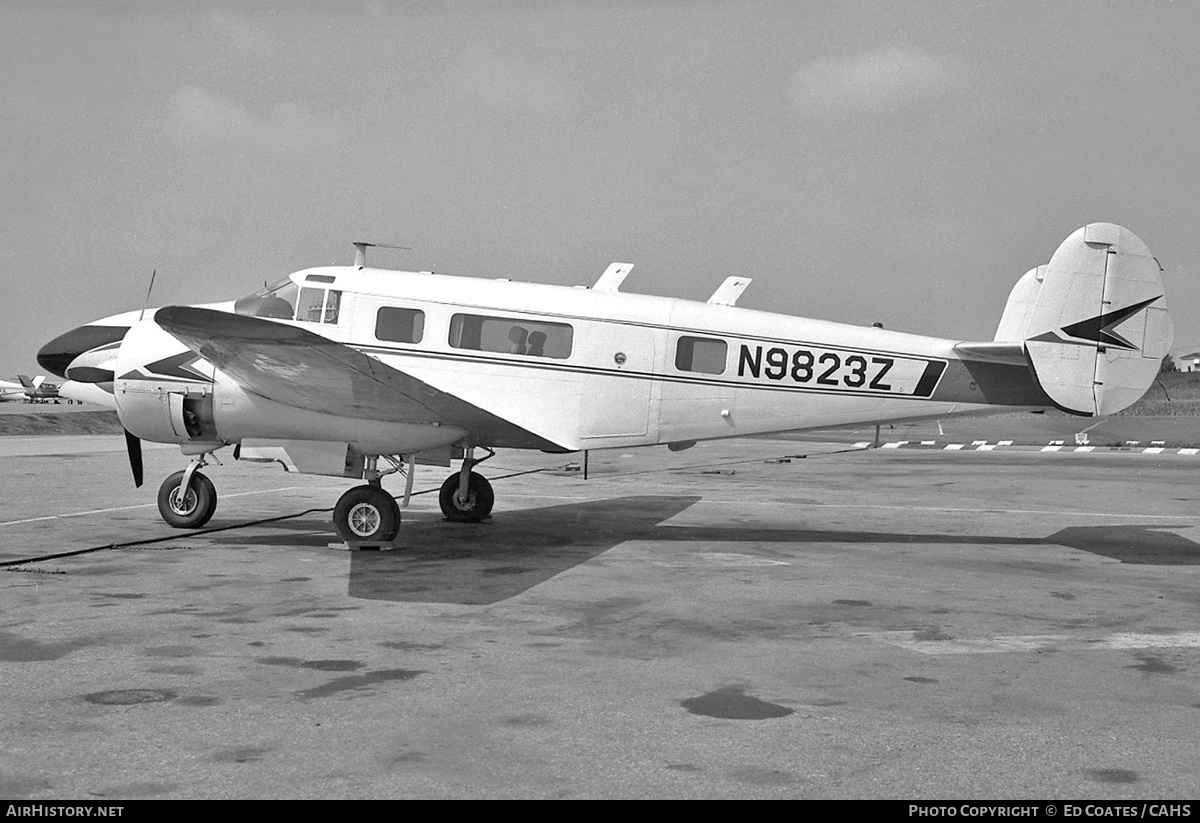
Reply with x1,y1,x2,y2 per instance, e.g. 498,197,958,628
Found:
1003,224,1171,416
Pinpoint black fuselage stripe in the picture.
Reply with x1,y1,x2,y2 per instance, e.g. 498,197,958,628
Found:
350,344,954,401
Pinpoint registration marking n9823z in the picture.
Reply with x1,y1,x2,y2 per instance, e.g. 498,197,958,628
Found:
735,343,946,397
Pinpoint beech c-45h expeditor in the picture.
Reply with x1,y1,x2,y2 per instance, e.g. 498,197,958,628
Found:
37,223,1172,544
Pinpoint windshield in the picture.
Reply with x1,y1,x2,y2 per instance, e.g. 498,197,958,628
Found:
233,278,300,320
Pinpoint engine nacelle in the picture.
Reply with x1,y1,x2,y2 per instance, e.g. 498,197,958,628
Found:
114,316,468,458
114,320,225,449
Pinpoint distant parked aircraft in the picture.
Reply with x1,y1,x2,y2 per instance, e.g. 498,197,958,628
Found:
0,379,25,402
16,375,64,403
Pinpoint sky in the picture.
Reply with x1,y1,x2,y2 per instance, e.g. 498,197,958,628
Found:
4,0,1200,377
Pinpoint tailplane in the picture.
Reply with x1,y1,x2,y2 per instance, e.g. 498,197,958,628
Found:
991,223,1171,416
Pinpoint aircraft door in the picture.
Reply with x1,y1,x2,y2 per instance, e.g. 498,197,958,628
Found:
579,323,660,440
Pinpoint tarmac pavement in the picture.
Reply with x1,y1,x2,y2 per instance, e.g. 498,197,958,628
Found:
1,436,1198,799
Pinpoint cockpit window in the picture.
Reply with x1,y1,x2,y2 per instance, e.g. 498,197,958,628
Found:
234,278,299,320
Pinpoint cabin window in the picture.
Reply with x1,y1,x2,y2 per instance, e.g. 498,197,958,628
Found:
448,313,573,359
375,307,425,344
296,287,342,324
323,290,341,324
675,335,727,375
297,287,326,323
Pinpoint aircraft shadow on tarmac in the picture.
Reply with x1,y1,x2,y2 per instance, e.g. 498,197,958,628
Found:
198,495,1199,605
208,495,1196,606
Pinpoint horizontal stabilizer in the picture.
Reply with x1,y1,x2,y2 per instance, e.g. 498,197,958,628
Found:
953,342,1027,367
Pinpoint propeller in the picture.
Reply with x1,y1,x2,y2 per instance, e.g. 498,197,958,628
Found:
125,267,155,487
124,428,144,488
139,269,156,322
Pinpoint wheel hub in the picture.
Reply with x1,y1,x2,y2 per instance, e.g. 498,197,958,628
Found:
170,487,198,516
347,502,381,537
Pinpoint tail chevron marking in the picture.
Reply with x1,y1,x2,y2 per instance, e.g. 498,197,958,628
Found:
1029,295,1162,351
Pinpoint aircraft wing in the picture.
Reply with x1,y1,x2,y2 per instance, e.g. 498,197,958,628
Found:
154,306,568,451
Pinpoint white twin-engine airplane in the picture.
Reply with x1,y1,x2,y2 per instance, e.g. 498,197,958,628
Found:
38,223,1171,544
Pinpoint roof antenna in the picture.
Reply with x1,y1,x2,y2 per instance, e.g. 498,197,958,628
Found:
139,269,157,322
352,241,412,269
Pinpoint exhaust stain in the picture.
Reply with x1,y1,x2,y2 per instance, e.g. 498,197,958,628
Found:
0,631,89,662
212,745,273,764
1128,654,1179,675
176,695,220,707
84,688,176,705
833,599,872,607
379,641,445,651
147,665,199,676
501,713,553,727
255,656,364,672
297,668,424,700
1086,768,1139,784
389,749,428,766
904,677,939,684
142,645,199,658
482,566,533,576
680,686,794,720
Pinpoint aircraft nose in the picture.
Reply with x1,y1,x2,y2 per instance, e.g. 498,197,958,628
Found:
37,324,130,381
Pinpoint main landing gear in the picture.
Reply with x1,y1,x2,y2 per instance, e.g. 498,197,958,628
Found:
437,445,494,523
333,484,400,544
153,445,498,540
332,454,404,544
157,454,219,529
328,447,495,542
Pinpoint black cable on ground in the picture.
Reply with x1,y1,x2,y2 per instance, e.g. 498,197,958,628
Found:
0,446,866,570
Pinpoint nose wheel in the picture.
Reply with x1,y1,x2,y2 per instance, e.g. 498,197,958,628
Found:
333,485,401,543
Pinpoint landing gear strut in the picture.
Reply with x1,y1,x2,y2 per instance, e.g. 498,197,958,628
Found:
439,446,495,522
332,454,402,544
333,485,400,543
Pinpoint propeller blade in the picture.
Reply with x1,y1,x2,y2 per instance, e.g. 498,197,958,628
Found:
124,428,144,488
139,269,156,322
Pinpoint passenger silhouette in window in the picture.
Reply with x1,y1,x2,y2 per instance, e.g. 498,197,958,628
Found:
526,331,546,357
508,326,528,354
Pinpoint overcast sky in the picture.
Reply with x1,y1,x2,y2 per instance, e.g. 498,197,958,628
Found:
4,0,1200,378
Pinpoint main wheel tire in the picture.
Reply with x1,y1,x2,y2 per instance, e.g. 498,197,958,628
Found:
438,471,494,522
333,485,400,544
157,470,218,529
